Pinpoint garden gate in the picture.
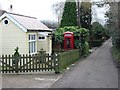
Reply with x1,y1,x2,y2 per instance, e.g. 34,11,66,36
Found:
0,52,59,74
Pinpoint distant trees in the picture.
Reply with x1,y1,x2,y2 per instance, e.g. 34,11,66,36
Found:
52,2,65,25
91,22,106,40
41,20,59,29
80,2,92,29
88,21,109,47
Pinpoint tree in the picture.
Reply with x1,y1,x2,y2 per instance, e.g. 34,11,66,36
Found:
52,0,92,29
52,2,65,25
60,0,77,27
91,22,105,40
80,2,92,29
92,0,109,26
106,2,120,49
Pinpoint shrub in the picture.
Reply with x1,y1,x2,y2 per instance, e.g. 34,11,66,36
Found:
89,40,102,47
57,49,80,73
54,26,89,49
112,46,120,68
91,22,106,40
82,41,89,56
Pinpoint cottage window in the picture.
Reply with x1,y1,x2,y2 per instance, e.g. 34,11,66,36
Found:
29,34,36,54
38,36,45,40
3,19,9,25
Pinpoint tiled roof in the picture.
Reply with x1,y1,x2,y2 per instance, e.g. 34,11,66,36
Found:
0,10,6,16
8,12,51,31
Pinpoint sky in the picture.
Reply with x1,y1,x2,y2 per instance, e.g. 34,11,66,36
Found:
0,0,66,21
92,4,110,25
0,0,109,25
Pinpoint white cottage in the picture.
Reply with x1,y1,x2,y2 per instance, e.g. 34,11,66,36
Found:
0,11,52,55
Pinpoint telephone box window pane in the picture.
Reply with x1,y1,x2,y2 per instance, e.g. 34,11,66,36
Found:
66,38,71,48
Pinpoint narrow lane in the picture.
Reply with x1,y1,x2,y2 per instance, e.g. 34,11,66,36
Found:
51,39,118,88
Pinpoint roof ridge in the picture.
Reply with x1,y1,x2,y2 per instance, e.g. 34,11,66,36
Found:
7,12,37,19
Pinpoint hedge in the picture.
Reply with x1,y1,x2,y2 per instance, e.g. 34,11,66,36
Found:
56,49,80,73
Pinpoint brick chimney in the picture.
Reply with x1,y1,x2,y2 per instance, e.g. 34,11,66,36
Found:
9,4,13,12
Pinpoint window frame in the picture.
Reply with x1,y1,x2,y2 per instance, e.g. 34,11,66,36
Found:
38,36,46,41
3,18,9,26
28,34,37,54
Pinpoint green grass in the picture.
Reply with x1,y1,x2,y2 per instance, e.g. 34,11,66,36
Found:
112,46,120,68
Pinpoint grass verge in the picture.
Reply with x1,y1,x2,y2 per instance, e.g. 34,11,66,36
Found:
112,46,120,68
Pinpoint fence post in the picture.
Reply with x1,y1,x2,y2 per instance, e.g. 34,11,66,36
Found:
54,53,60,74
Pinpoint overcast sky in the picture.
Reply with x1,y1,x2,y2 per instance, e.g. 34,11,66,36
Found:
92,4,110,25
0,0,64,21
0,0,109,25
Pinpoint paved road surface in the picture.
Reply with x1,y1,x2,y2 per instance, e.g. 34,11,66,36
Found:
51,39,118,88
2,72,62,88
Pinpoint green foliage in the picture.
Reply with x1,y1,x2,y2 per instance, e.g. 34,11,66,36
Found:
112,46,120,67
106,2,120,50
13,47,20,65
54,26,79,43
89,40,102,47
91,22,106,40
57,49,80,73
80,28,89,55
80,2,92,29
14,47,20,57
89,22,108,47
74,39,80,49
54,28,64,43
60,0,77,27
80,28,89,42
82,41,89,56
112,37,120,49
54,26,89,49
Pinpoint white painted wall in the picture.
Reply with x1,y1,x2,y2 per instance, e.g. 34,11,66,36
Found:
0,17,28,55
37,33,52,55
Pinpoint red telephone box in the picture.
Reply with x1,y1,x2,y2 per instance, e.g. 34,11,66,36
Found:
64,31,74,50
